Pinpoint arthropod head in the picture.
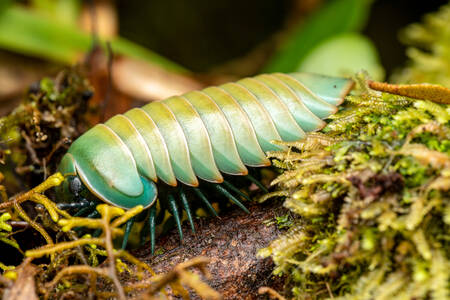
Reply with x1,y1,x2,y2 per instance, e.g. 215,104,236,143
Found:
56,150,158,210
56,153,89,204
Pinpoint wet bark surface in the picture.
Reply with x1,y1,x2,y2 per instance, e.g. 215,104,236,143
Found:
132,201,286,299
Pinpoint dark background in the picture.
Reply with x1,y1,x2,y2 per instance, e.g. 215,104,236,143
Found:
118,0,449,75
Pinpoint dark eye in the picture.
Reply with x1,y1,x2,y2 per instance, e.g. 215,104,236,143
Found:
69,177,83,196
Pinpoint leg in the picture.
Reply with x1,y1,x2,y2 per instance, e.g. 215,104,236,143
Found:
57,198,92,210
192,188,219,217
222,180,251,202
246,174,268,193
149,205,156,254
179,189,196,233
121,217,135,249
213,184,250,213
168,194,183,242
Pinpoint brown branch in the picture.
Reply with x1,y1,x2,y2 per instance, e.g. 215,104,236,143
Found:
96,205,127,300
367,80,450,104
258,287,286,300
21,130,40,165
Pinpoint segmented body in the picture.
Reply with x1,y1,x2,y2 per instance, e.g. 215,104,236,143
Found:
57,72,353,249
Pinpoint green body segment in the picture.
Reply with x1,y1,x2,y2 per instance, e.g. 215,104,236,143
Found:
219,82,284,152
273,73,338,119
236,78,306,142
289,73,354,105
62,125,157,209
164,96,223,183
202,86,270,167
141,102,198,187
124,108,176,186
254,74,326,132
57,72,354,209
183,90,248,175
105,115,157,182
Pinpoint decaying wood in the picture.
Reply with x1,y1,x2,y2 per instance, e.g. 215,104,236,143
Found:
133,201,286,299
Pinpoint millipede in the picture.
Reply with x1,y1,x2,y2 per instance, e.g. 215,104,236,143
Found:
55,72,355,252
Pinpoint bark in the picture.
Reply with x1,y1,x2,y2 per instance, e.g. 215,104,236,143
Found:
132,201,286,299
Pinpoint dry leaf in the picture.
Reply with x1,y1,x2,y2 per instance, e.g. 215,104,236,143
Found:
2,261,38,300
112,57,204,101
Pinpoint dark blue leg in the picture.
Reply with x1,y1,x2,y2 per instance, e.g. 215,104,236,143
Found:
56,199,91,210
222,180,251,202
168,194,183,242
246,174,268,193
86,210,101,219
92,228,102,237
149,205,156,254
121,217,135,249
192,188,219,217
213,184,250,213
73,206,95,217
179,189,195,234
73,201,97,217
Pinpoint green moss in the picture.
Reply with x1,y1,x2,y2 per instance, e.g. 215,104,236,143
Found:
0,67,93,189
394,3,450,87
260,5,450,297
259,73,450,299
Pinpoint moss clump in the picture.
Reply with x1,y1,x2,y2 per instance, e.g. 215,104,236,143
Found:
0,68,93,190
259,74,449,299
0,173,219,299
394,3,450,87
0,68,221,299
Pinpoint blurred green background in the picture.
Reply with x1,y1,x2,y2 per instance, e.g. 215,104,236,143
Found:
116,0,448,74
0,0,448,111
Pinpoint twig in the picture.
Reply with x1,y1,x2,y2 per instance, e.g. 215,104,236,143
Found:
45,265,108,295
325,282,334,299
101,205,126,300
368,80,450,104
14,201,54,253
21,131,40,165
0,173,64,210
258,287,286,300
146,257,212,295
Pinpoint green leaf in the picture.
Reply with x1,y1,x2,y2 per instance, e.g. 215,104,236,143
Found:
31,0,81,25
297,33,385,81
0,0,12,13
0,5,186,72
0,6,87,63
263,0,373,73
111,38,186,73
